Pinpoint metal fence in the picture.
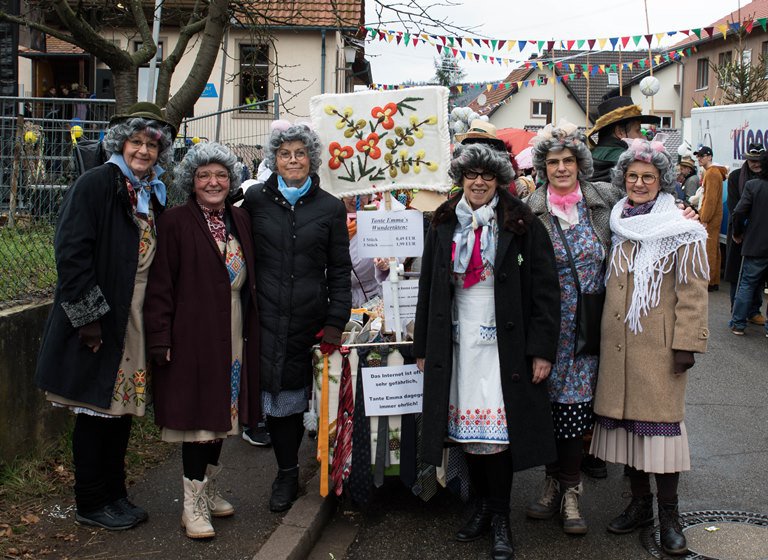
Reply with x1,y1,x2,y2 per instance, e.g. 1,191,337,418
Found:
0,95,278,310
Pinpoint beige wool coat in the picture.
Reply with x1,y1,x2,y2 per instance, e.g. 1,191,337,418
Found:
594,240,710,424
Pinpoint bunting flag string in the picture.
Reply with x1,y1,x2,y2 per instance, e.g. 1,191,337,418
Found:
362,16,764,54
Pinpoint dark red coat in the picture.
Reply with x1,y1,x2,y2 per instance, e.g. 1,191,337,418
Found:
144,199,260,432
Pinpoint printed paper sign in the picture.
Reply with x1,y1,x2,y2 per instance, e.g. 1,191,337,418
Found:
382,279,419,334
356,210,424,258
362,364,423,416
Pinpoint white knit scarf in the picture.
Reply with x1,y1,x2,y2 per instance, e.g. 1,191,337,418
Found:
608,192,709,333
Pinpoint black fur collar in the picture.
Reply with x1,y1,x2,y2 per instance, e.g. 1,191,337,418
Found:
432,188,533,235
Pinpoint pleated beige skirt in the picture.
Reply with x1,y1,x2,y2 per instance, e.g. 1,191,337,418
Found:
590,422,690,473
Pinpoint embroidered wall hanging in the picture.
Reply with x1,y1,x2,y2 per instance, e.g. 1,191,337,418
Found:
310,86,452,198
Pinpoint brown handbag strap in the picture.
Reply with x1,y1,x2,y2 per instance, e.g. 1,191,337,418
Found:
553,218,582,293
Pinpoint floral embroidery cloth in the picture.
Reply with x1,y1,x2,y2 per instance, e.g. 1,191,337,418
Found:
310,86,452,197
546,200,605,405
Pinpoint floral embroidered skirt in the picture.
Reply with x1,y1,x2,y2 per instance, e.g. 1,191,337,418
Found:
447,280,508,454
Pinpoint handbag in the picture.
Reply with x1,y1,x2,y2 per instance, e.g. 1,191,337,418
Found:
554,220,605,356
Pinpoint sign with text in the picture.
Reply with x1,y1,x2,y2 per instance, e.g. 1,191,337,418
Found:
355,210,424,258
362,364,423,416
382,279,419,334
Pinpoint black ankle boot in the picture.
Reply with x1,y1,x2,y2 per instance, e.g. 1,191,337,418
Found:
269,466,299,512
455,499,492,542
490,514,514,560
607,494,654,534
658,501,687,555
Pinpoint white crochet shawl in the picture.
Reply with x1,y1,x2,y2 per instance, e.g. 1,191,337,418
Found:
608,193,709,333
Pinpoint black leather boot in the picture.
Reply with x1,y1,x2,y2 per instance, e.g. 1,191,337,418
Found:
269,466,299,512
658,500,688,555
606,494,654,534
490,514,515,560
455,499,492,542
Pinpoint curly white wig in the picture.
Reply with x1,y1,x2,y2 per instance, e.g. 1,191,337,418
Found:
174,142,243,198
610,139,677,195
531,122,593,183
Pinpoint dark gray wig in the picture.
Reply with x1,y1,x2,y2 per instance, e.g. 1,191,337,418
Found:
103,117,174,167
449,143,514,186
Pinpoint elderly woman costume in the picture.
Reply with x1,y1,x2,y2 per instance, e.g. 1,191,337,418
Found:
590,138,709,556
243,124,351,513
414,142,560,560
35,102,174,530
144,142,260,539
525,120,620,535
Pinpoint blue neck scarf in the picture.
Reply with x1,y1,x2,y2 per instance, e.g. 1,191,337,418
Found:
107,154,167,214
277,175,312,206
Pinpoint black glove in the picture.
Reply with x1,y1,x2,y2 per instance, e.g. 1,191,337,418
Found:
317,326,342,354
78,320,101,351
149,346,171,366
673,350,695,374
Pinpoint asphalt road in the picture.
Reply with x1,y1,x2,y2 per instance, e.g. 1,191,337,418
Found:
335,287,768,560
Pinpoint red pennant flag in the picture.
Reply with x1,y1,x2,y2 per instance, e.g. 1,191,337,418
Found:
567,40,576,50
490,57,495,64
498,40,506,50
396,34,402,45
555,61,563,69
703,27,714,37
456,37,463,47
452,48,459,57
679,29,689,35
482,39,490,48
587,39,596,49
745,20,754,33
524,61,532,68
440,36,447,46
377,31,385,41
413,37,419,46
436,45,443,55
547,40,555,50
621,36,631,48
644,33,653,46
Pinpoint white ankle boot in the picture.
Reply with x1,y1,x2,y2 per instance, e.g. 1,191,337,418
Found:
182,476,215,539
205,463,235,517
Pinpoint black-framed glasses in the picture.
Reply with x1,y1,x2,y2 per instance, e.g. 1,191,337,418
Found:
625,172,659,185
463,170,496,181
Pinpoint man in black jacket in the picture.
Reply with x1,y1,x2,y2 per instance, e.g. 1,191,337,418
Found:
730,150,768,336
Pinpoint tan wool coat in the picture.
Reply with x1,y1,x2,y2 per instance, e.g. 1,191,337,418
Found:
594,241,709,424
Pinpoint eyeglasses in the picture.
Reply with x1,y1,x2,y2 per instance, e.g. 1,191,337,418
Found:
127,138,159,151
463,170,496,181
195,171,230,182
277,149,308,161
545,156,577,168
625,172,659,185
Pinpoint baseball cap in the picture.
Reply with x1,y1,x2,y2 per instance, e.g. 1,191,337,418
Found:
693,145,713,157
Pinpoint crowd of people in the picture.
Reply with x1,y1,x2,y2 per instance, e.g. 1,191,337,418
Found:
33,95,765,559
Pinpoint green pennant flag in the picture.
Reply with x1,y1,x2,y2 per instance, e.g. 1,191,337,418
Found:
403,33,411,46
759,18,768,32
482,55,488,62
537,40,545,51
491,39,498,50
610,64,617,72
632,35,642,46
692,28,702,38
368,28,377,40
504,82,510,89
639,59,647,68
582,63,589,71
577,39,585,49
448,36,455,46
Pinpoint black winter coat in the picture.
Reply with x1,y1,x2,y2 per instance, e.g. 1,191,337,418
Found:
413,189,560,469
243,173,351,395
725,164,761,281
36,163,164,408
733,178,768,258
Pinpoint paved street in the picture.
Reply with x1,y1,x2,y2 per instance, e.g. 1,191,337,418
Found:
334,287,768,560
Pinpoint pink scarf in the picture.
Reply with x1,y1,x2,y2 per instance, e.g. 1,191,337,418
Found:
547,184,582,227
451,234,484,288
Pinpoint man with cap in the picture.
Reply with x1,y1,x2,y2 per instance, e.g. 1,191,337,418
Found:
694,145,728,291
729,149,768,336
586,95,661,183
725,143,766,322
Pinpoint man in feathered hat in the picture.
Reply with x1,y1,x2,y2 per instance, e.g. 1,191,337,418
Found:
587,95,661,183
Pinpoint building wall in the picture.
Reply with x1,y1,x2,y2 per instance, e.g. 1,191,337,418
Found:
681,32,768,117
487,81,588,129
630,64,681,128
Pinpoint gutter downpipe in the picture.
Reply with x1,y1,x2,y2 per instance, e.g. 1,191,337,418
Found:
214,28,229,143
321,29,326,94
146,0,163,103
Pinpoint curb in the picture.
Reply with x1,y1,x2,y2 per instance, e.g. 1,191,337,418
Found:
253,472,337,560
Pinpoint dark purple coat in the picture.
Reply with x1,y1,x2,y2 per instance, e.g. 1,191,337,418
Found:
144,199,260,432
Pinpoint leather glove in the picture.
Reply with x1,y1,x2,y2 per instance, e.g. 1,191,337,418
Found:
673,350,695,374
78,320,102,352
316,326,342,355
149,346,171,366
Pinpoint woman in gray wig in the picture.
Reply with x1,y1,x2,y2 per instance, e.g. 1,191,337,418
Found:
590,138,708,556
243,123,351,513
415,142,560,560
144,142,261,539
524,120,621,535
35,103,175,530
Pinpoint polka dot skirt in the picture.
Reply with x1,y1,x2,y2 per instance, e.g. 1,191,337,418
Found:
551,401,593,440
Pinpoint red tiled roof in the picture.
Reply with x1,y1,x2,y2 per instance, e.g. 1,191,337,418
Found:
467,66,534,115
46,36,84,54
234,0,363,29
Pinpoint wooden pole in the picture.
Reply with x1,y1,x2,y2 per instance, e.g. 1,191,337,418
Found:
8,114,24,228
619,45,623,96
585,52,591,129
551,48,557,123
383,190,402,342
644,0,655,112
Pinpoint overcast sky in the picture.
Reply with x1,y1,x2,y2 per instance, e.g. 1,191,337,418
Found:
363,0,745,85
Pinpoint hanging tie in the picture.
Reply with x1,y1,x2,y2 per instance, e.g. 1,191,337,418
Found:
330,349,354,496
372,346,391,488
348,347,373,505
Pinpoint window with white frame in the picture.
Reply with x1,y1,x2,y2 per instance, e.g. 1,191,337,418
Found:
696,58,709,90
531,99,552,119
239,44,270,112
652,111,673,129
